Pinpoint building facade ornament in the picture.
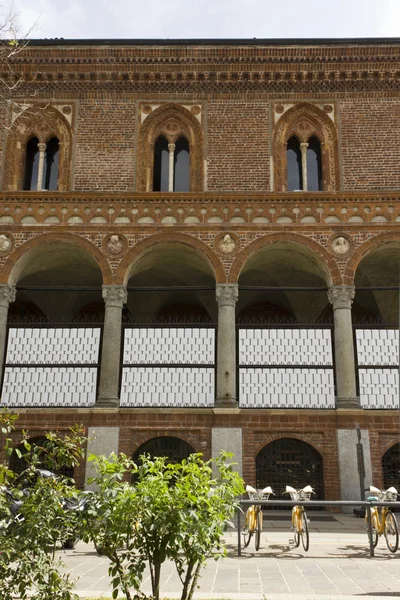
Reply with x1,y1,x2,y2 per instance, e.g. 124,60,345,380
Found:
332,236,351,256
0,234,12,253
328,285,355,311
216,283,239,307
102,285,127,308
0,284,16,307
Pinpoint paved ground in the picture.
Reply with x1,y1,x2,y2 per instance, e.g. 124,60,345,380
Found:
60,512,400,599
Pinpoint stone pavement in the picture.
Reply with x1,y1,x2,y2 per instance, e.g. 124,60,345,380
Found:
60,512,400,599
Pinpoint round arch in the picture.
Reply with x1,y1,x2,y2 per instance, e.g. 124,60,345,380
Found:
382,442,400,491
2,233,113,286
345,233,400,285
136,103,204,192
255,437,324,503
115,233,225,285
132,436,195,464
9,435,74,480
228,233,339,285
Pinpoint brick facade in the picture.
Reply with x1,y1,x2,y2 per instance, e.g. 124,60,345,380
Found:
1,38,400,497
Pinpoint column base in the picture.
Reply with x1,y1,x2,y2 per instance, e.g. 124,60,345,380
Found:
215,396,238,408
336,396,360,409
96,396,120,408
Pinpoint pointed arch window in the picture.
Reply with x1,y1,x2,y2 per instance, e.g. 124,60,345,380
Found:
287,135,322,192
23,137,60,191
153,135,190,192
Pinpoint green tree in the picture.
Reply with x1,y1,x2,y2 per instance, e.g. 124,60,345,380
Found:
0,409,86,600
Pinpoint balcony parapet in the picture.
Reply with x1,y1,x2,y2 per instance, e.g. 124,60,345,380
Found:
0,191,399,227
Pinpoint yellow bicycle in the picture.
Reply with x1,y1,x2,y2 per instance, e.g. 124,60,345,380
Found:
366,485,399,553
242,484,274,551
284,485,314,551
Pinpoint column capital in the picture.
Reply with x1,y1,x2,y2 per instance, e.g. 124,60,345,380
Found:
0,284,16,308
328,285,355,310
216,283,238,307
168,142,176,152
300,142,309,151
37,142,47,152
102,285,127,308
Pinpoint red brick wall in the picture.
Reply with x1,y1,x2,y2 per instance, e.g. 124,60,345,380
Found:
73,98,137,192
341,98,400,191
206,100,270,191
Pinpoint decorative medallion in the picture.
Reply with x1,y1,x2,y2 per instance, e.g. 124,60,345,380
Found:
0,234,13,253
191,105,201,115
331,236,351,256
142,105,153,114
275,104,285,114
214,233,239,256
103,234,127,257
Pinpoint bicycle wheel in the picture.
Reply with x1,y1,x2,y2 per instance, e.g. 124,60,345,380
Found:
292,508,300,547
300,510,310,552
243,508,254,549
368,512,379,548
255,509,262,551
384,511,399,553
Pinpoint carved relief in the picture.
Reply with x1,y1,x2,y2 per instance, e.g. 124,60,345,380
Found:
136,103,204,192
0,234,13,253
272,102,340,192
3,104,74,192
103,233,127,257
331,236,351,256
214,232,239,256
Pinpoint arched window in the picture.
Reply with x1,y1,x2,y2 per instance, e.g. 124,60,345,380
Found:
307,136,323,192
174,137,190,192
382,443,400,491
44,137,59,191
153,135,190,192
23,136,60,191
9,436,74,480
23,137,40,191
287,137,302,191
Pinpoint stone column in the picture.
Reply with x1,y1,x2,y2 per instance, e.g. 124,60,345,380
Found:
215,284,238,407
300,142,308,191
168,142,175,192
97,285,127,407
36,142,47,191
0,284,16,379
328,285,358,408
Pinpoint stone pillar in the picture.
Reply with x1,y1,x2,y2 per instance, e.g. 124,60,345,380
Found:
212,427,242,476
84,426,120,490
168,142,175,192
0,284,16,379
300,142,308,191
215,284,238,407
328,285,358,408
337,428,372,510
36,142,47,191
97,285,127,407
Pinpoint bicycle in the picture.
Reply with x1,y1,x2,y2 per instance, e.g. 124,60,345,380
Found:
242,484,273,551
284,485,314,551
365,485,399,553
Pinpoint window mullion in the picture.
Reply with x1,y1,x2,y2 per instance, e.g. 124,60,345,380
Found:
300,142,308,191
36,142,47,192
168,142,175,192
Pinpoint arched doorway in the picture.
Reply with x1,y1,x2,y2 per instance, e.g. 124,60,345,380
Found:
354,244,400,409
256,438,324,505
382,443,400,491
132,436,195,464
9,436,74,480
237,241,334,409
122,241,216,408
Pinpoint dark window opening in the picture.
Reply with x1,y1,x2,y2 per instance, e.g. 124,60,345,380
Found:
174,137,190,192
153,136,169,192
23,137,39,191
307,136,323,191
287,137,303,191
43,137,59,191
9,436,74,480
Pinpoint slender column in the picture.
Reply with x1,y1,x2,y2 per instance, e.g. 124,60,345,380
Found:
168,142,175,192
300,142,308,191
215,284,238,407
97,285,127,407
328,285,359,408
36,142,46,191
0,285,16,381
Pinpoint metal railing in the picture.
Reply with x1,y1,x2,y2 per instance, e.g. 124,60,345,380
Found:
237,498,400,557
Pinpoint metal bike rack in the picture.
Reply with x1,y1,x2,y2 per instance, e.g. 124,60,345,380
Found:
237,498,400,557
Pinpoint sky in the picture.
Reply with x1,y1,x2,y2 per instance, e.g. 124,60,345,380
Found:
4,0,400,40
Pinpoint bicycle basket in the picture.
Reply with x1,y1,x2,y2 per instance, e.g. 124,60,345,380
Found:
298,490,312,502
288,491,300,501
384,491,398,502
248,490,271,502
